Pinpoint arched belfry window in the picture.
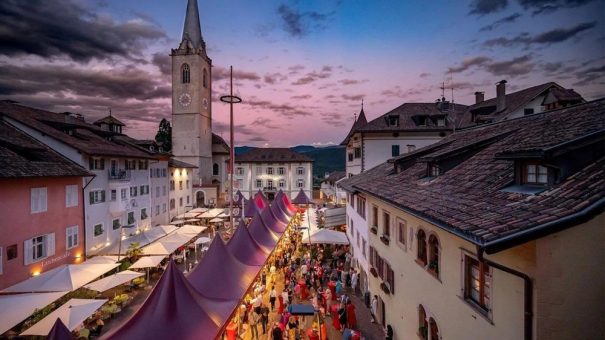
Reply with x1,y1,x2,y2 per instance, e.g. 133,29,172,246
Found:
212,163,219,176
203,68,208,88
182,64,190,84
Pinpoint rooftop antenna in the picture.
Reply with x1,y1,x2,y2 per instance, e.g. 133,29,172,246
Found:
354,112,357,121
440,81,446,101
108,107,112,117
361,98,364,111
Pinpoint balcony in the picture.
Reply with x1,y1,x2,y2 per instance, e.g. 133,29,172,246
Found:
263,186,277,192
108,169,131,181
380,234,390,246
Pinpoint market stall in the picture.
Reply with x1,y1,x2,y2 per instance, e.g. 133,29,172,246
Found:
21,299,108,335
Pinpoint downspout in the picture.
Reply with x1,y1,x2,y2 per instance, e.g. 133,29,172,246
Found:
82,173,97,258
361,132,365,172
477,246,532,340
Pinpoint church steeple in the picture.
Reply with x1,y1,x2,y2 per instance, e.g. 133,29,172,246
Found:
181,0,204,49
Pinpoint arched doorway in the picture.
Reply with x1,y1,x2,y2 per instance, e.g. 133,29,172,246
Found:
196,190,205,207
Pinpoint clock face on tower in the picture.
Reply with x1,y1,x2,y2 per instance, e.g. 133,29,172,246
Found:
178,93,192,107
202,98,208,109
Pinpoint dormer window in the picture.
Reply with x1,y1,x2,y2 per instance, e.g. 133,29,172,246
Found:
429,163,441,177
524,163,548,185
418,116,427,126
387,115,399,127
436,118,446,127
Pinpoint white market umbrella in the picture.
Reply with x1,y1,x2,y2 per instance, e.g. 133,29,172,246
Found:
169,219,186,225
209,217,223,223
177,225,206,237
129,256,165,269
21,299,107,335
184,218,201,223
194,237,212,245
85,256,120,264
83,270,144,292
0,292,67,335
2,263,120,293
189,207,208,214
156,225,178,235
142,232,191,255
302,229,350,245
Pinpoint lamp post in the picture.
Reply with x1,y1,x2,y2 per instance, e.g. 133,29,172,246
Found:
220,66,242,234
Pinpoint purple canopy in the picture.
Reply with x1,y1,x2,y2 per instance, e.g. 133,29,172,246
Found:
106,261,234,340
227,219,270,265
243,197,262,218
265,204,288,232
281,192,298,215
254,189,270,207
231,190,245,207
188,236,258,300
291,188,313,205
274,191,295,217
47,318,74,340
248,211,280,249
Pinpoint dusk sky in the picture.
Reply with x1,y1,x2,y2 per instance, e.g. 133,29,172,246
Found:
0,0,603,146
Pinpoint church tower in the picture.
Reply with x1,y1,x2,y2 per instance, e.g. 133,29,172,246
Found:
171,0,213,184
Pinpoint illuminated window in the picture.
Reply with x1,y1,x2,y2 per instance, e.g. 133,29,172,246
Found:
464,255,491,311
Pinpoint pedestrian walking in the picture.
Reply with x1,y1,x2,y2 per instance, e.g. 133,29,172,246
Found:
248,309,260,340
260,304,269,334
346,300,357,329
271,322,283,340
270,287,277,311
351,270,358,293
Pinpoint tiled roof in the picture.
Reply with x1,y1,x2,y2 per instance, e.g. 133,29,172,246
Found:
93,115,125,126
168,159,198,168
0,121,91,178
357,102,470,132
0,102,152,159
339,99,605,250
212,133,228,147
324,171,346,183
235,148,313,163
340,108,368,145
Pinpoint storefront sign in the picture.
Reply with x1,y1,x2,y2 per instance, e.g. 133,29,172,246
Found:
41,251,72,267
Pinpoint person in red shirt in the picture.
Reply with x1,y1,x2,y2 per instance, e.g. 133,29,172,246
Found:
346,300,357,329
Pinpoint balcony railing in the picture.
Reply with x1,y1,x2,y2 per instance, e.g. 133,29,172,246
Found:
263,186,277,192
108,169,131,181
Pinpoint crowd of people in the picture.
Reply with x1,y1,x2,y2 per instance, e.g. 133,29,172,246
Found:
239,230,362,340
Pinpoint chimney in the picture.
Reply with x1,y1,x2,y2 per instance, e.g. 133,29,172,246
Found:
496,80,507,112
474,91,484,104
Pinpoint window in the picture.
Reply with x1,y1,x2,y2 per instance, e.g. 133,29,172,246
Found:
524,163,548,184
429,163,441,177
235,167,243,175
349,219,354,236
256,166,262,174
89,190,106,204
349,194,354,208
256,179,262,188
141,208,148,220
348,153,353,162
428,234,440,275
66,226,78,249
354,148,361,159
279,179,285,188
170,180,175,191
138,160,148,170
127,211,135,225
524,108,534,115
31,187,48,213
121,188,127,200
297,179,304,188
65,185,78,207
110,189,117,201
297,167,304,175
362,239,366,258
179,181,183,190
407,145,416,153
170,199,175,210
429,318,439,340
372,205,378,228
7,244,17,261
464,255,491,311
418,305,428,339
179,197,183,207
417,229,427,266
267,167,274,175
94,223,104,237
437,117,446,126
187,196,190,204
162,168,167,177
163,203,167,213
383,211,390,237
27,234,54,264
155,205,160,216
182,63,190,83
391,145,400,157
125,160,136,170
203,68,208,88
186,180,189,189
386,262,395,294
140,185,149,195
89,158,105,170
267,179,274,189
387,115,399,126
113,218,120,230
156,186,160,198
278,167,285,175
130,186,138,197
397,219,406,247
213,163,219,176
163,186,167,196
356,196,366,219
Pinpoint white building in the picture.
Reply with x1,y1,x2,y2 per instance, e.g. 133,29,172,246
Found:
1,111,153,256
149,154,170,226
168,159,196,219
319,171,346,205
233,148,313,201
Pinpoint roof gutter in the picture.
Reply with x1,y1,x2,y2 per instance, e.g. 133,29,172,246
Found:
483,195,605,254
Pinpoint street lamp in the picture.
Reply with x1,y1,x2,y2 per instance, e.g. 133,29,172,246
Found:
220,66,242,234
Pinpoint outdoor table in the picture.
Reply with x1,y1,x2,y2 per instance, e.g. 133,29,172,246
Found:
328,281,336,300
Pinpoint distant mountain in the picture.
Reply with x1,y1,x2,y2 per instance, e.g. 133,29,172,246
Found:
233,145,345,187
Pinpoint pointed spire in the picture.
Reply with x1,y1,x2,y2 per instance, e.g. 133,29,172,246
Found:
182,0,204,49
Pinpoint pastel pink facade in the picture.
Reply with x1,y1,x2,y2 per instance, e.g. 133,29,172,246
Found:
0,177,85,290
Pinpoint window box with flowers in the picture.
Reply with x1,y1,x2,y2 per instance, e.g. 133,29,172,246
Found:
380,282,391,295
371,225,378,235
380,234,390,245
370,267,378,277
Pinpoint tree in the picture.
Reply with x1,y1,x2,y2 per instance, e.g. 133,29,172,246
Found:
126,242,143,262
155,118,172,151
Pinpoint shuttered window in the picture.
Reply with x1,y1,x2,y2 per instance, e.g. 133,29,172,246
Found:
31,187,48,213
65,185,78,207
24,233,55,265
66,226,79,249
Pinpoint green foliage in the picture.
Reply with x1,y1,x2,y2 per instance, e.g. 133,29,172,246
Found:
126,242,143,262
119,260,132,271
154,118,172,151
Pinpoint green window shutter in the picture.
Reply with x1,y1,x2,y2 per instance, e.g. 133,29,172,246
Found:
89,191,94,204
101,190,106,202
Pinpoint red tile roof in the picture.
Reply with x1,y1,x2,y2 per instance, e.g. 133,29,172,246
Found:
339,99,605,251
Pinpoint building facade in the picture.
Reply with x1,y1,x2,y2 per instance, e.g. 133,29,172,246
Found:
0,121,90,289
340,99,605,340
168,159,196,219
319,171,346,205
233,148,313,201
